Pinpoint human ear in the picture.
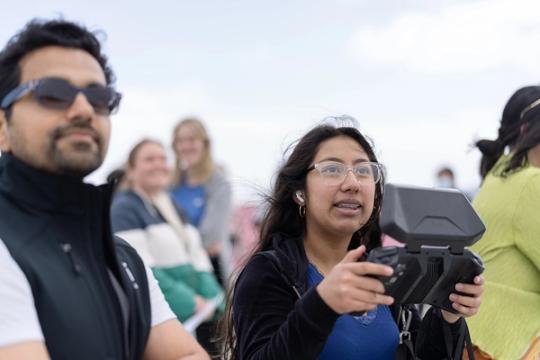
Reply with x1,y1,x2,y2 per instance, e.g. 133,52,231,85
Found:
520,122,529,137
0,111,12,152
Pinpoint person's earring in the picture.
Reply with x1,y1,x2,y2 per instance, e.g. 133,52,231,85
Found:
295,190,304,203
295,190,306,217
298,204,306,218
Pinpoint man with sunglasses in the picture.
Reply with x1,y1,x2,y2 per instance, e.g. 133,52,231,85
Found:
0,19,209,360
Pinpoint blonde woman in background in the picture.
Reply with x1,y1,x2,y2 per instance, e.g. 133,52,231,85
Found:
170,118,233,287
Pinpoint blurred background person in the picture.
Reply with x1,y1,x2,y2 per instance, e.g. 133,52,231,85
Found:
434,165,475,200
229,203,260,270
111,139,224,356
171,117,233,287
435,166,456,188
467,86,540,360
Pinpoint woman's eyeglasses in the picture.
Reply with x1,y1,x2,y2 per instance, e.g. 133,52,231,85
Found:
308,161,383,185
0,77,122,115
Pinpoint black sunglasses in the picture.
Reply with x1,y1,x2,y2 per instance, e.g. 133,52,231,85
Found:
0,77,122,115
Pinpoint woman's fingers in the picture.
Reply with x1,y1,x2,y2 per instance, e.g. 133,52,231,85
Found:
334,263,392,293
449,292,481,308
317,265,395,313
340,245,367,263
455,276,484,296
350,274,387,294
448,275,484,318
451,301,480,316
350,288,394,306
318,246,398,314
335,286,394,311
346,261,394,278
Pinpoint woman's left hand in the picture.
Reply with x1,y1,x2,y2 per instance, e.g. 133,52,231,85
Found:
441,275,484,324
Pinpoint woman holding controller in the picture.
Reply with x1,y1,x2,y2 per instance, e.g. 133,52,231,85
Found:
221,121,484,360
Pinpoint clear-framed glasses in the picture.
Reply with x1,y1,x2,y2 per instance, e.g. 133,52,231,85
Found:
307,161,384,185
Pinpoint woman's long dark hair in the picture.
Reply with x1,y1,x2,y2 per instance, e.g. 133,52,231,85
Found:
219,122,385,359
476,86,540,178
503,104,540,174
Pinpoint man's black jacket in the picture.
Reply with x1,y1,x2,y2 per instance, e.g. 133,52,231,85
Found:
0,154,152,360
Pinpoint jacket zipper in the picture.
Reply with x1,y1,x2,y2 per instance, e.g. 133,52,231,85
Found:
292,285,301,299
61,243,81,275
83,205,129,360
61,241,119,358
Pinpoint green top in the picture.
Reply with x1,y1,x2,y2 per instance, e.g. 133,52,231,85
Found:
152,265,224,322
468,155,540,360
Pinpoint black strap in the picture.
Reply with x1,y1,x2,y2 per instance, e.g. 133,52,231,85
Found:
395,339,416,360
464,323,475,359
442,319,475,360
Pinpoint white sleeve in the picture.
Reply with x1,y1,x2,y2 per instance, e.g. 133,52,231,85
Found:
145,265,176,327
0,240,44,346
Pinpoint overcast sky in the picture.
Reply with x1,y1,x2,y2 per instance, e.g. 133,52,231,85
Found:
2,0,540,203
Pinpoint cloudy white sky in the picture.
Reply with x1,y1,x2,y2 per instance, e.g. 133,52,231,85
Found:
2,0,540,203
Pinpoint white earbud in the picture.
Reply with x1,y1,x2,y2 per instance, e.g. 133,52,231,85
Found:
295,190,305,204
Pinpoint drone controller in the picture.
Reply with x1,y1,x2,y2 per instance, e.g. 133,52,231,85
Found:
367,183,485,313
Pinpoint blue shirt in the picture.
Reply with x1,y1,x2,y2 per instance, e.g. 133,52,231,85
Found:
307,264,399,360
170,183,206,226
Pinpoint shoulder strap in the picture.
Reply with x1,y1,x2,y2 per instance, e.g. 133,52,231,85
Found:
151,192,213,272
151,192,190,244
442,319,475,360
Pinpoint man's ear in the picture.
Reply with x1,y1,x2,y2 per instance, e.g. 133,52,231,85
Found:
0,111,11,152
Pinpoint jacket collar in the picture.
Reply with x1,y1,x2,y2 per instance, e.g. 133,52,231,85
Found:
0,153,112,214
0,154,124,285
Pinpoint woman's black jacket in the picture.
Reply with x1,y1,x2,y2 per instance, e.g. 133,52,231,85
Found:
232,233,466,360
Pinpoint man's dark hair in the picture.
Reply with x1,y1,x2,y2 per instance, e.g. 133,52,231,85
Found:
0,18,115,114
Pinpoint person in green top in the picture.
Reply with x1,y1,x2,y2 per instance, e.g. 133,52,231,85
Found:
469,86,540,360
111,139,224,356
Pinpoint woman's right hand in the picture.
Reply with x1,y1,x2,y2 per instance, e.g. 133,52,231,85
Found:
316,245,395,314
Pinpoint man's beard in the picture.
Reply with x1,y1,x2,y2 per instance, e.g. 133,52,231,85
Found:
47,121,105,177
